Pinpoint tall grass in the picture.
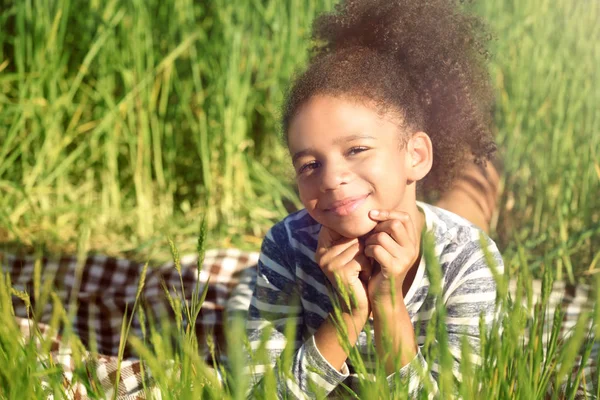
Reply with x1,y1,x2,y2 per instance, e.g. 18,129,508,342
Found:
473,0,600,281
0,0,598,396
0,0,330,260
0,0,598,277
1,235,597,399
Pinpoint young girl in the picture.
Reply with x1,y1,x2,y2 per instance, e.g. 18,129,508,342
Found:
243,0,504,397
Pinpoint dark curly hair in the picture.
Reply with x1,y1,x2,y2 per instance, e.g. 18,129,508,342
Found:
282,0,496,196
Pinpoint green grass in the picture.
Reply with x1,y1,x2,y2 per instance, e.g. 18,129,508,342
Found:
0,0,599,398
475,0,600,282
0,0,598,276
1,0,329,261
0,235,597,399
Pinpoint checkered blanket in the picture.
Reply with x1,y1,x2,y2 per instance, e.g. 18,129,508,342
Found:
2,250,597,399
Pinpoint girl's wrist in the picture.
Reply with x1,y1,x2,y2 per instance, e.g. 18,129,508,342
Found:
368,273,406,303
315,311,367,372
371,294,406,316
330,289,370,320
334,306,370,328
372,298,416,373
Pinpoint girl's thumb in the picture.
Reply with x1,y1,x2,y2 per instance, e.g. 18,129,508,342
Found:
318,225,343,247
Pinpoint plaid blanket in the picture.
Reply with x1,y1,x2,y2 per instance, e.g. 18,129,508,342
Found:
2,250,597,399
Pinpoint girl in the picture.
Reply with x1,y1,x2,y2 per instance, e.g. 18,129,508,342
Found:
243,0,504,397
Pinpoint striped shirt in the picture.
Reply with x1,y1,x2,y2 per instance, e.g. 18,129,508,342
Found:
243,202,504,398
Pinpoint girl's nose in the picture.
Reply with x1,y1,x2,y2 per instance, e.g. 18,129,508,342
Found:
320,163,350,191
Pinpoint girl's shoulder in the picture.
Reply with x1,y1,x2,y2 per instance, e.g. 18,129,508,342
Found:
419,201,498,248
261,209,321,262
418,202,503,271
268,208,320,240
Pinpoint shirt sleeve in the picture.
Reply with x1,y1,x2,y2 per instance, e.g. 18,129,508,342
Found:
245,224,349,399
385,235,504,398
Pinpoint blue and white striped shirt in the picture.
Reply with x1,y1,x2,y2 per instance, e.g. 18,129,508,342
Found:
242,202,504,398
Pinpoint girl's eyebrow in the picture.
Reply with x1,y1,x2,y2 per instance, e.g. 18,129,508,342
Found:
292,149,313,165
292,134,376,164
333,134,376,145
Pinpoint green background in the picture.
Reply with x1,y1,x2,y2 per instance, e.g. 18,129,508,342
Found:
0,0,598,281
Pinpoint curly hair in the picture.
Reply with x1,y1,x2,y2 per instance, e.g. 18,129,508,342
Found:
282,0,497,196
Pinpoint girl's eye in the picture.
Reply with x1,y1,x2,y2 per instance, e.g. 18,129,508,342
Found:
347,146,368,156
298,161,319,175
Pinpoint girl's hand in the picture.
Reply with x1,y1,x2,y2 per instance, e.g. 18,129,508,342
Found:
316,225,373,318
364,210,419,304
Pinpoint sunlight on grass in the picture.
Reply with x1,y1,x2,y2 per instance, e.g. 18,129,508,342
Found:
0,0,598,397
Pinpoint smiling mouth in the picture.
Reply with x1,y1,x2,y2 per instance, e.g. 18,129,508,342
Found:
325,194,370,216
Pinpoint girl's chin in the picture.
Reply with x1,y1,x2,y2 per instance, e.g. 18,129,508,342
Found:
322,218,377,239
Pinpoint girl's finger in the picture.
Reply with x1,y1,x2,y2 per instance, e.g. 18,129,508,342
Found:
324,240,361,274
369,210,417,245
365,231,403,259
317,238,356,265
370,219,414,249
317,225,345,248
365,232,417,278
355,251,373,282
364,244,394,276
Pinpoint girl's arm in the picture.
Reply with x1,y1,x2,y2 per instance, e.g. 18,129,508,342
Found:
372,248,501,398
372,296,436,397
372,296,418,375
366,210,503,397
245,223,367,399
364,209,435,396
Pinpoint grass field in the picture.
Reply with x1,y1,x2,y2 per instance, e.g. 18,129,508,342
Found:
0,0,598,276
0,0,599,398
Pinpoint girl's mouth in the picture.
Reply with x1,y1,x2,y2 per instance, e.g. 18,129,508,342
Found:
325,194,370,216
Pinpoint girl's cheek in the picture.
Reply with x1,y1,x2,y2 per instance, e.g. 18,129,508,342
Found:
356,153,382,172
297,184,317,208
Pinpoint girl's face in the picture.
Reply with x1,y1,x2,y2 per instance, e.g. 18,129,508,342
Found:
288,95,417,239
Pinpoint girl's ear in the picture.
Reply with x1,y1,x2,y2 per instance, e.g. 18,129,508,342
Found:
405,132,433,183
